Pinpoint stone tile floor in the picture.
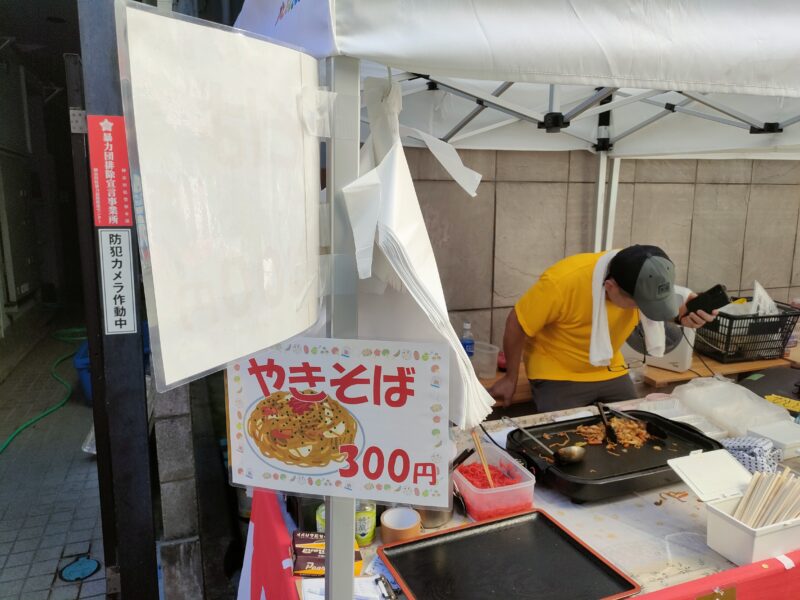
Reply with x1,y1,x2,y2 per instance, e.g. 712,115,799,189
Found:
0,332,106,600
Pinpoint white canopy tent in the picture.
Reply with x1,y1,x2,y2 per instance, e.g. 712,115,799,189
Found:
236,0,800,158
228,3,800,597
236,0,800,252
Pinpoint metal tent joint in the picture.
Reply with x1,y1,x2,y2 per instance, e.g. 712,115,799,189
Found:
537,112,570,132
750,122,783,134
594,138,612,152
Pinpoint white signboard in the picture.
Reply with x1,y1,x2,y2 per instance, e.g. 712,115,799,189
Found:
98,229,137,335
227,337,450,508
118,3,320,390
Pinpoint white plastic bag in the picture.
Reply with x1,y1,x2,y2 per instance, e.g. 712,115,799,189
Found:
721,281,779,317
752,281,779,316
671,377,791,436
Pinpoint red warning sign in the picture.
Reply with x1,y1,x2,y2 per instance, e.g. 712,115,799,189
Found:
87,115,133,227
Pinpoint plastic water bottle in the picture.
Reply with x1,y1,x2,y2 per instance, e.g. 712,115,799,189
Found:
461,321,475,357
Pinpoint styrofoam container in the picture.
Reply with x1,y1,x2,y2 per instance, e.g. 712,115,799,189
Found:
638,396,690,419
453,444,535,521
671,414,729,441
747,421,800,459
669,450,800,565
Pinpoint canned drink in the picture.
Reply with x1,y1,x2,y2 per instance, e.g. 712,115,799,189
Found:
314,502,377,547
315,503,326,533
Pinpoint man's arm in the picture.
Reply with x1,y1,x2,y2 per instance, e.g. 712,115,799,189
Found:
488,308,528,408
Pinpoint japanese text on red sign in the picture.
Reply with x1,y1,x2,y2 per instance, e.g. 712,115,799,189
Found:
87,115,133,227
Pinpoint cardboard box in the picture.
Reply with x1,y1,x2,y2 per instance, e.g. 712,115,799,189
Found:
291,531,363,576
669,450,800,566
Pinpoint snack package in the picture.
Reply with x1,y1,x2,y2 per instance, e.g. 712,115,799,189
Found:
292,531,363,576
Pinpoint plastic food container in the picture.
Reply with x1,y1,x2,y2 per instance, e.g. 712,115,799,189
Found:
452,444,535,521
638,396,689,419
672,414,728,441
747,421,800,459
471,342,500,379
670,450,800,566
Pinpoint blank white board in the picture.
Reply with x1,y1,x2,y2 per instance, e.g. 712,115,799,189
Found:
117,2,320,390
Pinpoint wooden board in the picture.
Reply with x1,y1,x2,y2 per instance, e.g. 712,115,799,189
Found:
644,352,795,388
479,346,800,399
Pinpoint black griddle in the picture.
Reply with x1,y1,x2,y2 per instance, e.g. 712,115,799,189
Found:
506,410,722,502
378,511,640,600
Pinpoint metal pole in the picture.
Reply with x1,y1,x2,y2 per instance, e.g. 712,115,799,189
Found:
563,87,616,122
593,152,608,252
548,84,559,112
604,159,621,250
441,81,513,142
64,53,119,573
324,55,360,600
75,1,158,597
678,91,765,130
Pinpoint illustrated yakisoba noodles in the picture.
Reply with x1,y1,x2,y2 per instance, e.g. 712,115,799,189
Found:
247,390,357,467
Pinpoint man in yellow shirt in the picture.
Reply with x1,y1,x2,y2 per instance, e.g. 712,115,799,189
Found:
489,245,714,412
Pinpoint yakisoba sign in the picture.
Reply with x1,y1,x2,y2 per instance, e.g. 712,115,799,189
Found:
226,337,451,508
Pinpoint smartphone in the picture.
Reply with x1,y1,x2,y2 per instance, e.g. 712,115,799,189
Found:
685,284,730,315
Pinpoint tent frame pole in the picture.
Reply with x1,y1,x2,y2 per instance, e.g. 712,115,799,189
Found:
573,89,662,122
548,84,560,112
420,75,545,124
779,113,800,129
564,87,616,121
442,81,513,142
593,151,608,252
678,91,765,129
611,97,695,144
604,158,622,250
324,55,361,600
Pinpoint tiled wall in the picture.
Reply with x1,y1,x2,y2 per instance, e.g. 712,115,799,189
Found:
404,148,800,348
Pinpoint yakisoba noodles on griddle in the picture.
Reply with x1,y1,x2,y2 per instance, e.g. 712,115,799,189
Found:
247,390,357,467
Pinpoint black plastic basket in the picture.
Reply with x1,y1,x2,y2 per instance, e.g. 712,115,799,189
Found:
695,299,800,363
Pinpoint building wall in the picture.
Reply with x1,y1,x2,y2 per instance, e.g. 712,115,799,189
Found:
405,148,800,347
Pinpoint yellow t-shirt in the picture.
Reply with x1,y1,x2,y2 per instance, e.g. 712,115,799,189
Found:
515,252,639,382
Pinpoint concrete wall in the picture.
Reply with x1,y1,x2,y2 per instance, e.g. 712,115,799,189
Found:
405,148,800,347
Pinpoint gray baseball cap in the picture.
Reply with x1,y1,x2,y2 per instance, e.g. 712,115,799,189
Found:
607,245,680,321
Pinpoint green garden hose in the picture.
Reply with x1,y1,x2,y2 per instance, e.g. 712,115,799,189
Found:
0,327,87,455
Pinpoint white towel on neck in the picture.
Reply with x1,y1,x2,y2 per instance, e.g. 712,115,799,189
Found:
590,250,667,366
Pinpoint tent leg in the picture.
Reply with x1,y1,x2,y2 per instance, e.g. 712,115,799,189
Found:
593,152,608,252
324,55,360,600
604,159,621,250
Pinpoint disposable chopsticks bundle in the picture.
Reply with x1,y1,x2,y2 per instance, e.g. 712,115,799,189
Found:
733,468,800,528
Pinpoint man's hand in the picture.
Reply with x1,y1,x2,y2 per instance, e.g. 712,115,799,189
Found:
488,375,517,408
677,293,717,329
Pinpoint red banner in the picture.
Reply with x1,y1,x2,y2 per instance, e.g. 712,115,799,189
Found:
87,115,133,227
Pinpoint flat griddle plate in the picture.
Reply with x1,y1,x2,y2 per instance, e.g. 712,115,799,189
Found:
378,511,640,600
506,410,720,482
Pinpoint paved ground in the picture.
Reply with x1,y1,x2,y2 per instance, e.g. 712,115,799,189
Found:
0,331,106,600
